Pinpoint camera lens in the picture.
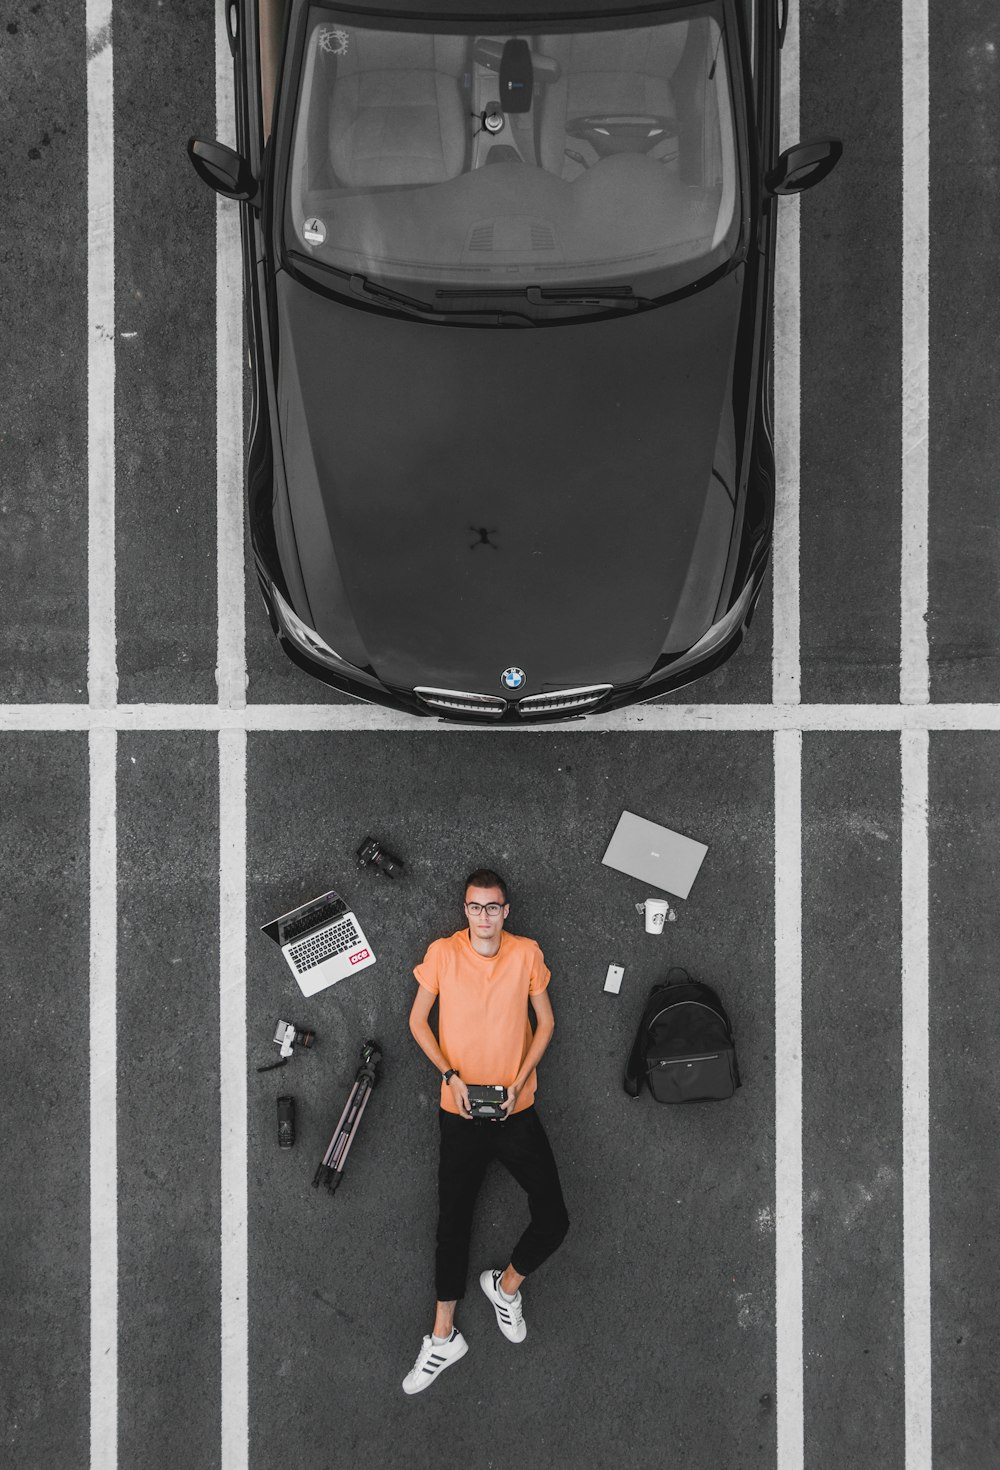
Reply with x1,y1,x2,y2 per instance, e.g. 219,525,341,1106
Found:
277,1096,295,1149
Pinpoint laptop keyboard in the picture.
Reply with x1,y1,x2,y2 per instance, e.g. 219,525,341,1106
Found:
289,918,362,973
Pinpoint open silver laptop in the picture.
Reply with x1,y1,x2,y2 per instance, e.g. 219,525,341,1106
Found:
601,810,708,900
261,887,376,997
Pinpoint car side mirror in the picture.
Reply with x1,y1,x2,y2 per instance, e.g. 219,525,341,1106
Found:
766,138,843,196
187,137,261,206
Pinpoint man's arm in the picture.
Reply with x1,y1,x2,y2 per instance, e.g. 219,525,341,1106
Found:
409,984,472,1116
505,987,556,1110
408,984,449,1073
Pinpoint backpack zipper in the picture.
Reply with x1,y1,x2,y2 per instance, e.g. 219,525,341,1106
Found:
650,1053,721,1068
646,999,731,1031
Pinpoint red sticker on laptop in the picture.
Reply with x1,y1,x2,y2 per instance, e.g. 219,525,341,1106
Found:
349,948,370,965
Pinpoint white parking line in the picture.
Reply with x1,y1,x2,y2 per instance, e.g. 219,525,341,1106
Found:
901,731,932,1467
901,3,930,704
216,2,246,712
87,0,116,712
89,727,117,1470
3,703,1000,734
87,5,117,1467
774,729,803,1470
219,729,249,1470
216,11,249,1465
772,0,801,706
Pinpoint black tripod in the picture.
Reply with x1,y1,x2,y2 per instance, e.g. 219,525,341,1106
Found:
313,1040,382,1195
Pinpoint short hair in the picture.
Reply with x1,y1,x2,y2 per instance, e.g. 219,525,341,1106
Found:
464,868,508,904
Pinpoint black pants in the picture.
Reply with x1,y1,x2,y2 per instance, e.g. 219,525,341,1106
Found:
435,1106,570,1302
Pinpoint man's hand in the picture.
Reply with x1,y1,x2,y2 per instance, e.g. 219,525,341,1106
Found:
448,1074,473,1119
500,1081,521,1117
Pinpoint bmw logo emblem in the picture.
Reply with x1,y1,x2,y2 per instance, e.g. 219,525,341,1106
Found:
501,666,526,690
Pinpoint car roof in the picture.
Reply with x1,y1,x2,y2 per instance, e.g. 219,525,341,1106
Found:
318,0,703,21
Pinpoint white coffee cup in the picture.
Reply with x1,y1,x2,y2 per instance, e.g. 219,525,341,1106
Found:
643,898,670,934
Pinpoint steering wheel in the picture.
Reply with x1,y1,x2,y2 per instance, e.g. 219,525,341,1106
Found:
565,115,675,158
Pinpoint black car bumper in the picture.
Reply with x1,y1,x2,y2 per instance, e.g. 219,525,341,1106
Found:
254,543,770,724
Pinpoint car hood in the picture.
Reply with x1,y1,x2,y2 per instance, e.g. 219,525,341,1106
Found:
275,267,743,695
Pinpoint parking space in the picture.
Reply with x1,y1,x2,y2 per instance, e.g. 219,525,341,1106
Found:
2,2,1000,1468
1,736,91,1465
113,3,219,703
928,734,1000,1465
2,7,90,702
799,1,904,704
927,6,1000,701
115,734,222,1463
243,732,777,1469
801,734,905,1467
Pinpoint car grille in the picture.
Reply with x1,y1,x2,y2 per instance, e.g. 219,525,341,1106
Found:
516,685,613,717
414,687,507,718
413,684,613,719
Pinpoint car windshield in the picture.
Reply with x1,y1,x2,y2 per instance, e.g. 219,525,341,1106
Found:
283,3,742,314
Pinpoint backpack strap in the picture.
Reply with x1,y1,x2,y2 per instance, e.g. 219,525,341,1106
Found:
623,1021,645,1096
623,976,686,1095
663,965,691,985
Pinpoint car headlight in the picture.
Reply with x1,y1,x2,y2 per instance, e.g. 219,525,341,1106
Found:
649,575,758,683
271,586,356,672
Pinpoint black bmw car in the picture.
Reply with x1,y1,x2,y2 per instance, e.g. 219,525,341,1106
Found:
191,0,839,721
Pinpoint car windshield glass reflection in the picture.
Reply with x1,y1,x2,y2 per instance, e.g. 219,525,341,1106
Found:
284,4,741,313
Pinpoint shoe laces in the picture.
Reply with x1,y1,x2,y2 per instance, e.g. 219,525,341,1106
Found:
497,1279,523,1324
411,1334,449,1374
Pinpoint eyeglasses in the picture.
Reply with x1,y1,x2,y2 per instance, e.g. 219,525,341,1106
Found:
465,902,504,916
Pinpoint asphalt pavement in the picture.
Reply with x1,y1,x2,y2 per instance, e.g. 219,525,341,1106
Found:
1,3,998,1469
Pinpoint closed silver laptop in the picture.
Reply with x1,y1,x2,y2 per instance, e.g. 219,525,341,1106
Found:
601,810,708,900
261,888,376,997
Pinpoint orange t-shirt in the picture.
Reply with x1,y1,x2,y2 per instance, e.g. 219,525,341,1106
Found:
414,928,551,1116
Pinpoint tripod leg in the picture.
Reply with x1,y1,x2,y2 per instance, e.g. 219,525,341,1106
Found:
330,1083,373,1174
321,1080,362,1168
313,1052,381,1194
328,1077,370,1165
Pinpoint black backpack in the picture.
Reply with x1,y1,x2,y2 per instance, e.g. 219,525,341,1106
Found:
624,967,741,1103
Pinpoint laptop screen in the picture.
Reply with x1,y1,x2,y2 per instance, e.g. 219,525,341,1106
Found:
261,889,348,947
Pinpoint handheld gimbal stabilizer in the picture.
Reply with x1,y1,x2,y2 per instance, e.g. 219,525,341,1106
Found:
312,1040,382,1195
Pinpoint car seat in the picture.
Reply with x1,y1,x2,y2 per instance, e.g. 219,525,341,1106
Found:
537,23,689,180
329,32,469,188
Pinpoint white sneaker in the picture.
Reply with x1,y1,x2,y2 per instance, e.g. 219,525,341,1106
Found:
480,1269,527,1343
402,1329,469,1395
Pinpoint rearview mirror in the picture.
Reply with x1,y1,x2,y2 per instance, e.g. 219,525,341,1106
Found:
473,37,560,82
187,137,261,206
766,138,843,196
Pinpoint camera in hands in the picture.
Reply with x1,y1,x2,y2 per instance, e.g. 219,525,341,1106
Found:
466,1084,508,1121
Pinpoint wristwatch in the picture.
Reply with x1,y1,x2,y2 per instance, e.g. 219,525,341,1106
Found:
442,1068,459,1084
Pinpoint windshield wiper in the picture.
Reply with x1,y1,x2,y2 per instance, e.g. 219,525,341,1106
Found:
524,286,651,310
349,273,534,324
436,285,653,312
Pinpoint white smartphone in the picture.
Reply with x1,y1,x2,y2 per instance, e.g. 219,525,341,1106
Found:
603,963,624,994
